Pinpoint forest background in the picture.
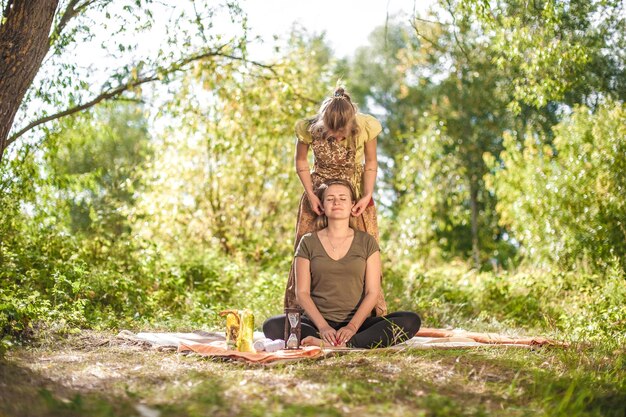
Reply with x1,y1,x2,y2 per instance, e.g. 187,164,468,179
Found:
0,0,625,414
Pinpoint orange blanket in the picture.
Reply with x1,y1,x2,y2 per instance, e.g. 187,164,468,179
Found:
178,340,323,364
175,328,566,364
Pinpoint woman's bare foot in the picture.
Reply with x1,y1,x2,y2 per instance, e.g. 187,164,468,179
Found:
301,336,347,348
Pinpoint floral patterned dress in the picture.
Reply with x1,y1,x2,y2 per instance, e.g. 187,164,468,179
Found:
284,113,388,317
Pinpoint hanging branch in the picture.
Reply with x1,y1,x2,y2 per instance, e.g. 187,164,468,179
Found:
444,0,472,63
409,18,447,54
7,48,276,147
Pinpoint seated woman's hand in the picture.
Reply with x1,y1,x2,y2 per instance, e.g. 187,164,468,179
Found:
336,324,357,346
319,326,338,346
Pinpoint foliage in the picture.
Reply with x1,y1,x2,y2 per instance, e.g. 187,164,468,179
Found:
131,29,334,263
0,29,339,345
383,259,626,346
347,0,624,271
485,100,626,272
460,0,626,110
43,102,152,240
4,0,252,160
346,14,516,267
383,117,517,269
0,146,50,353
1,104,157,348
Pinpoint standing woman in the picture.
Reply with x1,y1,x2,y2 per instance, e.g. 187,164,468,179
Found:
284,87,387,317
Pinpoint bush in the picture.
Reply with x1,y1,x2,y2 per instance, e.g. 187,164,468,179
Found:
384,259,626,345
486,100,626,273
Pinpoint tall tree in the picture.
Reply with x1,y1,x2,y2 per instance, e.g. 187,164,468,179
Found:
347,12,514,267
0,0,58,158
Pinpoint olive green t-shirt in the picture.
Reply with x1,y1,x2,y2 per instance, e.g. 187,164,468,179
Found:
295,230,380,323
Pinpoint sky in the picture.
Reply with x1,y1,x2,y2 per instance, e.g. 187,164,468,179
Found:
241,0,434,59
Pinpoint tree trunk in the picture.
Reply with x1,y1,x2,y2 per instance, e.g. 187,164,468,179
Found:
0,0,59,162
469,176,480,269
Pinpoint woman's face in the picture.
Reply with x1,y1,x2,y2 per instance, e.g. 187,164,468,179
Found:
326,115,354,141
327,126,349,141
322,184,355,219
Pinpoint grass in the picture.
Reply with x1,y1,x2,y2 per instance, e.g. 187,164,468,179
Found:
1,260,624,417
1,329,625,417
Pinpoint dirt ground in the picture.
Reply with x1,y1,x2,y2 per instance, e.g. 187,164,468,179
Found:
2,329,622,417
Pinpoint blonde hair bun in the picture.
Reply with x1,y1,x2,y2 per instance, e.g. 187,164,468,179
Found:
334,87,346,97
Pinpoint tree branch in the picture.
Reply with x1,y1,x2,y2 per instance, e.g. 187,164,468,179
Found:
290,91,318,105
7,49,276,146
192,0,209,44
409,19,447,54
444,0,472,63
51,0,99,42
200,51,276,74
55,0,80,36
413,16,447,26
7,75,159,147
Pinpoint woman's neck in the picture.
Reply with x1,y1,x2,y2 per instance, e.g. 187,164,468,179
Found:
325,219,352,237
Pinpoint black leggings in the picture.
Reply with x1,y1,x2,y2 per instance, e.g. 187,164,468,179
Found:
263,311,421,349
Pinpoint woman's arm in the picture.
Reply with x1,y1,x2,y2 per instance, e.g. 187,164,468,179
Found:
294,256,338,344
362,137,378,198
295,141,323,215
351,138,378,217
336,250,382,344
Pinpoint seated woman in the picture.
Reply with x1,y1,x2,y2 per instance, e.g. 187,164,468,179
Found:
264,179,420,348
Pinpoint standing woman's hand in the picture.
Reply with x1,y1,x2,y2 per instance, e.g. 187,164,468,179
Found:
351,195,371,217
307,192,324,215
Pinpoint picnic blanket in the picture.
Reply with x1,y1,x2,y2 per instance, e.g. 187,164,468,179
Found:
117,327,566,365
414,327,566,347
